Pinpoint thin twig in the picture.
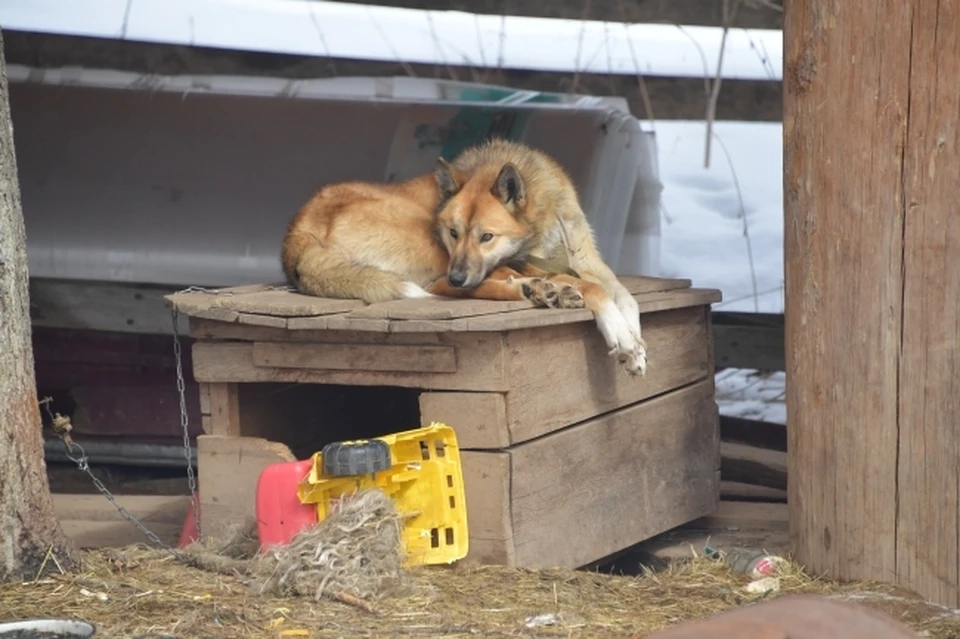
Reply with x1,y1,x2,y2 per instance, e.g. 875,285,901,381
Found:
616,0,656,125
711,131,761,312
569,0,592,93
330,590,375,613
704,0,742,168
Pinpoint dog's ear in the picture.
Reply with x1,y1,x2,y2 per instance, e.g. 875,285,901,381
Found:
492,162,526,211
434,157,462,200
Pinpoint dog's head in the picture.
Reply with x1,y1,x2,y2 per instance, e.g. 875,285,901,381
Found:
432,158,533,289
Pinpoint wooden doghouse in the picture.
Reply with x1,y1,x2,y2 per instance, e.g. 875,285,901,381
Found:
165,275,721,568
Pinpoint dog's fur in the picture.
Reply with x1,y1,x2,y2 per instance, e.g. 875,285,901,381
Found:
281,139,647,374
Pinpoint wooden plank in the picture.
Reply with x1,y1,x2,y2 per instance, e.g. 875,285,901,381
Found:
784,0,915,599
198,382,211,415
252,341,458,374
508,380,719,568
207,383,240,437
501,306,712,446
720,442,786,491
191,334,508,392
349,297,534,320
301,276,691,327
187,286,718,334
462,288,721,332
165,291,224,315
720,482,787,503
176,277,697,331
190,307,241,323
196,435,296,542
713,323,784,372
618,275,692,295
896,0,960,609
53,494,191,549
286,314,331,330
215,289,363,317
720,415,786,452
460,450,515,565
387,317,471,333
344,276,691,322
322,315,393,332
692,500,788,532
30,277,186,335
237,312,288,329
419,392,509,449
206,283,280,295
189,319,443,344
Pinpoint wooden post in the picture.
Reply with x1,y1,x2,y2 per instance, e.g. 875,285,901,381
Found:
784,1,960,606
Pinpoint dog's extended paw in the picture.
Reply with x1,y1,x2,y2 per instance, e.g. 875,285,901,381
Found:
609,337,648,376
521,278,584,309
557,283,585,309
521,278,561,308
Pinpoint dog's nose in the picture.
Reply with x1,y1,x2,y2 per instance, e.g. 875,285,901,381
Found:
447,272,468,287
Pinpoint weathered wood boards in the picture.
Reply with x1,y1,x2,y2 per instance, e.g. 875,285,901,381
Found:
171,277,723,568
462,381,719,567
53,494,191,548
164,275,704,333
785,0,960,607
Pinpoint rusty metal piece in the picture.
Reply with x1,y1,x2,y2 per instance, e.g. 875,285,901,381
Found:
643,595,918,639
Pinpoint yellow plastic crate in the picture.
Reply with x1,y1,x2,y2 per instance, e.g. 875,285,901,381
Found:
296,422,469,566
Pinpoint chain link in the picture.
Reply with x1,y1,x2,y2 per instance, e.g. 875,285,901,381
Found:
53,282,293,558
54,433,179,553
171,305,202,541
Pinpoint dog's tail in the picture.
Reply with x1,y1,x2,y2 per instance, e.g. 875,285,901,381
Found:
284,235,432,304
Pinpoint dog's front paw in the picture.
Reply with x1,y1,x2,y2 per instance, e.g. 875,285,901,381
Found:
521,278,561,308
556,283,585,309
521,278,585,310
609,336,648,376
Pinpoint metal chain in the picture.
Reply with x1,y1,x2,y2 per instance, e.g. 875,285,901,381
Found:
54,432,178,553
54,282,293,557
171,305,201,541
169,283,291,541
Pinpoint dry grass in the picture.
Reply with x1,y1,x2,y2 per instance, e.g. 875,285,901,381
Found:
2,549,959,638
0,489,956,638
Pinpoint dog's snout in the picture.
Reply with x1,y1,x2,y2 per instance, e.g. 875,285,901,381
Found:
447,271,468,288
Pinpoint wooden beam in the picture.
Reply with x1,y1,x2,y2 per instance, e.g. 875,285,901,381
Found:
721,442,785,491
690,500,788,532
325,0,785,30
712,311,784,371
206,383,241,437
720,414,786,452
4,32,783,123
53,494,191,548
29,277,184,335
784,0,960,608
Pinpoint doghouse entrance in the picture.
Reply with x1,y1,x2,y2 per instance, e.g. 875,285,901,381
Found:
229,382,423,460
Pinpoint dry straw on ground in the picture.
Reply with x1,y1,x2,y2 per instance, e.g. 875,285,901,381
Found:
1,490,958,638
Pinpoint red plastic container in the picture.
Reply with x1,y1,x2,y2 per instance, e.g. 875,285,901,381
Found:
255,459,318,551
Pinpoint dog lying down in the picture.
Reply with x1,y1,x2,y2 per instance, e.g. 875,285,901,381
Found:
281,139,647,376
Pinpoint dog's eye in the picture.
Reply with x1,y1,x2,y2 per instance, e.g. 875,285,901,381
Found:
449,228,459,239
479,232,494,243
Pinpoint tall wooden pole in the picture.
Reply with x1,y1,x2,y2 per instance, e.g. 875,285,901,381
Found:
785,1,960,606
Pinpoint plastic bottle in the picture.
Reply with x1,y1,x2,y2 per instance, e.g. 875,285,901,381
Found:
720,547,787,578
